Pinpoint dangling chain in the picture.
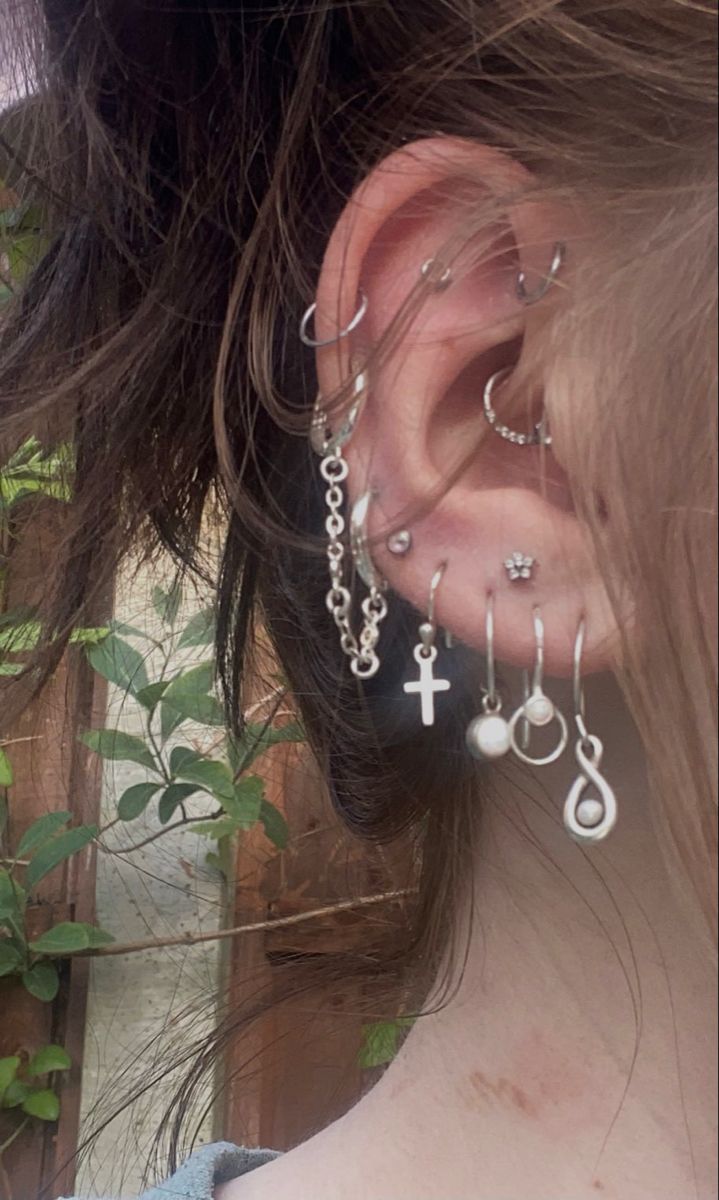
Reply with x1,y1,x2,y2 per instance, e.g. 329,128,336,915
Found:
319,444,387,679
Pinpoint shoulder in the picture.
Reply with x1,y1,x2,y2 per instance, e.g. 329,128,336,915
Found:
58,1143,282,1200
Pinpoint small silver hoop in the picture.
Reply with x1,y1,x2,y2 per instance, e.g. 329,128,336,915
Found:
483,368,552,449
427,561,448,629
508,705,568,766
420,258,452,291
508,606,569,766
516,242,566,305
299,288,369,349
350,490,386,591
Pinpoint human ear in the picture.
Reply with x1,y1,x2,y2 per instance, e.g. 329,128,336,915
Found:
313,137,616,676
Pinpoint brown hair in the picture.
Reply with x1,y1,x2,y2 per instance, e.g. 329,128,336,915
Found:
1,0,717,1166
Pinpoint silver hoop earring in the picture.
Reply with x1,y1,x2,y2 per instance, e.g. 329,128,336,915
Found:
483,368,552,449
466,592,512,760
420,258,452,291
516,242,565,305
300,288,369,349
317,366,387,679
508,607,568,766
403,563,451,727
350,490,386,591
563,620,618,843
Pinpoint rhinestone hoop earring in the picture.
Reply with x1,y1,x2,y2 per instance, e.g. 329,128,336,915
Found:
508,607,568,766
465,592,512,760
299,288,369,349
563,619,618,843
483,368,552,448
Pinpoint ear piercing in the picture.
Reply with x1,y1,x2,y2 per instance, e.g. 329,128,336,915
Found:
507,607,568,766
516,242,565,305
466,592,511,760
404,563,451,727
563,619,617,843
420,258,453,291
300,288,369,349
483,367,552,449
504,552,536,582
387,529,413,557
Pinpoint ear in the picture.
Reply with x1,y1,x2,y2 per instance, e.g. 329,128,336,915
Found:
314,137,616,675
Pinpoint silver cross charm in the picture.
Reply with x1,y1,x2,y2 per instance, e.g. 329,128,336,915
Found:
404,644,451,727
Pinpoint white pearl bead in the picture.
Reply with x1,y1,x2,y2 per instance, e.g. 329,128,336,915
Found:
466,714,511,761
576,797,604,828
525,693,554,727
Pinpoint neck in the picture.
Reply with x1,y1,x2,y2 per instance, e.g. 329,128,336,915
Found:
226,678,718,1200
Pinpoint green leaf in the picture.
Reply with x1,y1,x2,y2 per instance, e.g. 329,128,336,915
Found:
0,620,41,653
25,826,97,891
160,662,224,730
68,626,111,646
177,608,216,649
17,811,72,858
259,800,289,849
0,1057,20,1099
152,580,183,626
29,921,114,956
22,961,60,1002
173,756,235,803
190,817,242,840
0,662,23,676
22,1088,60,1121
79,729,158,772
358,1020,412,1069
0,869,26,923
157,783,199,825
204,851,227,878
0,941,22,976
27,1045,71,1077
117,782,161,822
0,748,12,787
2,1079,30,1109
231,720,305,772
86,634,149,696
160,702,186,742
169,745,203,776
223,776,264,826
135,681,168,712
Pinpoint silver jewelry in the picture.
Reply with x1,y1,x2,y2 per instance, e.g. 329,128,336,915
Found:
504,552,536,582
386,529,413,557
516,242,565,305
350,490,386,591
300,288,369,349
483,368,552,448
420,258,452,291
403,564,451,727
466,592,511,760
563,619,617,843
318,366,388,679
508,607,568,766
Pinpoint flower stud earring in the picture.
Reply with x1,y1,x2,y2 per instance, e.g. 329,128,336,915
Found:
504,552,536,582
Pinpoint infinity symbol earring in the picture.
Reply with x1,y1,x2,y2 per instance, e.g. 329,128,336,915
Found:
563,619,618,843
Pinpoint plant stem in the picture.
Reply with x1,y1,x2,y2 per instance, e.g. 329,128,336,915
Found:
0,1118,29,1158
103,810,223,855
78,889,414,958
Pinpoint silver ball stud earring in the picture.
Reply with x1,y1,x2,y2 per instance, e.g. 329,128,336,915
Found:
386,529,413,557
563,619,618,843
466,592,512,761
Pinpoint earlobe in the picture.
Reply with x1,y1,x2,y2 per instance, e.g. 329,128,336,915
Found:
312,136,616,678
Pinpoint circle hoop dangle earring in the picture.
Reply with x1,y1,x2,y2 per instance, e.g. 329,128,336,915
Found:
563,620,618,843
299,289,369,349
508,607,568,766
466,593,512,760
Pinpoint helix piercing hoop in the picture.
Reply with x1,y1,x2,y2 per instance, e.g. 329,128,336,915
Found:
516,242,566,305
508,607,568,766
300,288,369,349
316,365,387,679
466,592,512,761
420,258,453,291
483,368,552,449
563,620,618,843
403,563,451,727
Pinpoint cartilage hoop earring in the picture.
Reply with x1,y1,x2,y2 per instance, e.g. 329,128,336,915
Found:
508,607,568,766
300,288,369,349
317,365,387,679
403,564,451,727
516,242,565,305
420,258,452,291
483,368,552,449
563,619,618,843
466,592,512,760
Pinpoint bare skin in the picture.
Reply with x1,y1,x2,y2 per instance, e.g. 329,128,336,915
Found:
217,676,717,1200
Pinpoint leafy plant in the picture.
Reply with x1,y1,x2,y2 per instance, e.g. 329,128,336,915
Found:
0,1044,71,1160
0,180,45,304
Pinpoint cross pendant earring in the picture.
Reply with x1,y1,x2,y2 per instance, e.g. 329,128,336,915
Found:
403,565,451,727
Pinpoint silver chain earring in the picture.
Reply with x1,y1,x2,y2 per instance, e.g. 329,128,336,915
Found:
563,619,618,843
315,365,387,679
466,592,512,760
403,564,451,727
508,607,568,766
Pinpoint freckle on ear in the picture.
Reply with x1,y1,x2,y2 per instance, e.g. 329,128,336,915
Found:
591,1180,605,1191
